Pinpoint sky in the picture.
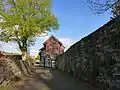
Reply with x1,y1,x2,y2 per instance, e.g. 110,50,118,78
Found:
0,0,112,56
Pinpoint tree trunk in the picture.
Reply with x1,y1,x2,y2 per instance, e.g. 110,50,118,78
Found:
21,51,28,61
21,39,28,61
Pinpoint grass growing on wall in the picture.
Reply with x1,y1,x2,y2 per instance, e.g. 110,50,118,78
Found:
0,85,11,90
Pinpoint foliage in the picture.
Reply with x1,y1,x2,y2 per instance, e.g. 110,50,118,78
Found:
0,85,11,90
0,0,59,56
26,55,35,63
35,54,40,60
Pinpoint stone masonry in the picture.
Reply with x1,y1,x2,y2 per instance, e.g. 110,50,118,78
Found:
56,17,120,90
0,57,31,86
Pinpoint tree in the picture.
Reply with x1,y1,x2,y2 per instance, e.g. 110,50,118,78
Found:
86,0,120,17
0,0,59,60
112,0,120,17
35,54,40,60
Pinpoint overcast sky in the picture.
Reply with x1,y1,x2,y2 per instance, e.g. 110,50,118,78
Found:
0,0,112,56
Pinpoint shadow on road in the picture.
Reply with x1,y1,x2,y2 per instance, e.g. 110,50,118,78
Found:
12,67,98,90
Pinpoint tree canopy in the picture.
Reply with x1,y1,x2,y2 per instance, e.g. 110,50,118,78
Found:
0,0,59,59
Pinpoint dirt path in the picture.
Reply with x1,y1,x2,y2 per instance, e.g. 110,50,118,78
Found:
11,67,98,90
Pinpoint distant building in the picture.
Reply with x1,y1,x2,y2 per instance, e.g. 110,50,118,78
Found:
39,35,65,68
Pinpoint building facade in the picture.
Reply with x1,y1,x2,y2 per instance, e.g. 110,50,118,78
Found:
39,35,64,68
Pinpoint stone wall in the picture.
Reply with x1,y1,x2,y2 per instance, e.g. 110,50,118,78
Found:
56,18,120,89
0,57,31,86
5,55,22,60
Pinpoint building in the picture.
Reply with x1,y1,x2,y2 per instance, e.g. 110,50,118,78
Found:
39,35,65,68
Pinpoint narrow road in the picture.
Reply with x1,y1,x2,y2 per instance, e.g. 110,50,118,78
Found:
12,67,98,90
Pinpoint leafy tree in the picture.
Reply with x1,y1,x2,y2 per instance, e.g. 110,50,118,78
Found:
0,0,59,60
86,0,120,17
35,54,40,60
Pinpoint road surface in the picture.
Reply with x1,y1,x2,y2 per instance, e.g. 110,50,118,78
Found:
11,67,98,90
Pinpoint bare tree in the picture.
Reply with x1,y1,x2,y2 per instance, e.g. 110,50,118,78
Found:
86,0,120,17
112,0,120,17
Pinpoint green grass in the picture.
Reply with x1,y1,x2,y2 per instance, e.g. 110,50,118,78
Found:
0,85,11,90
0,76,23,90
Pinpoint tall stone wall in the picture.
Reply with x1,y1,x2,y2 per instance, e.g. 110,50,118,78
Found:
56,18,120,89
0,57,31,86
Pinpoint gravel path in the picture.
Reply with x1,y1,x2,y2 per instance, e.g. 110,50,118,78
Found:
11,67,98,90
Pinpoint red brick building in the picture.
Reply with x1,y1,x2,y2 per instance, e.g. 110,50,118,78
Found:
39,35,65,67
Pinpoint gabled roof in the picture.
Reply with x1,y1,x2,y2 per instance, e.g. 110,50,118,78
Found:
43,35,64,46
